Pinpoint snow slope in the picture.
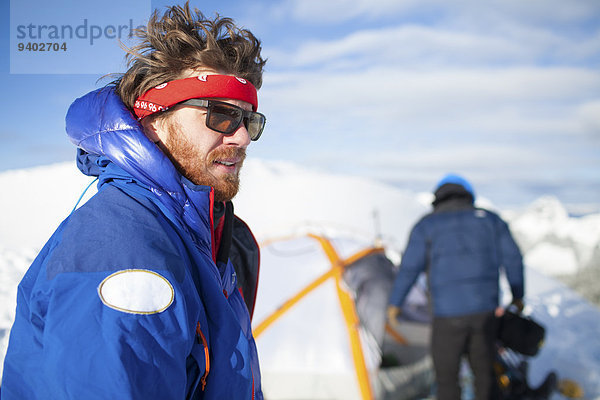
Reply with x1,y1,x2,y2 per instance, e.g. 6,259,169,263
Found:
525,269,600,398
0,160,599,398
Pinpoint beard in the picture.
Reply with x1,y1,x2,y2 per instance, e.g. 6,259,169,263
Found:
160,123,246,203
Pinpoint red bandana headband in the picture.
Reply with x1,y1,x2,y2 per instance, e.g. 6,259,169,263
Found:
133,74,258,119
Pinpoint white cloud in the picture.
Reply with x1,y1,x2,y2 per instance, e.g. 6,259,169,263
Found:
252,0,600,211
261,67,600,130
264,0,600,75
265,22,599,72
258,64,600,202
576,101,600,135
268,25,531,69
283,0,600,27
285,0,415,22
318,144,550,180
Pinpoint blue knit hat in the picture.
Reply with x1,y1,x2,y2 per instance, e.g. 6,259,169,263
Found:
435,173,475,198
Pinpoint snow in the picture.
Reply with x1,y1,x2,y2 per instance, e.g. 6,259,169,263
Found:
525,269,600,398
524,242,579,276
235,159,429,249
0,159,599,398
505,196,600,275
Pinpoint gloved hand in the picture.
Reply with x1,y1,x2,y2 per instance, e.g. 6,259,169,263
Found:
510,298,524,313
386,305,401,328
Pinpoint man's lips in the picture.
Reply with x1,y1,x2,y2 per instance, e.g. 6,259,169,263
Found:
210,147,246,171
213,158,241,168
214,160,240,167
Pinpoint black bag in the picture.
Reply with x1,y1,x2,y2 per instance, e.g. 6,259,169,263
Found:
497,311,545,356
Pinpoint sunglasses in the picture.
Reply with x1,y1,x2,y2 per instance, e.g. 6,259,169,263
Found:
180,99,266,141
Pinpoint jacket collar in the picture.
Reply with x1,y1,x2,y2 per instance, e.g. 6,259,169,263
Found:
66,87,214,248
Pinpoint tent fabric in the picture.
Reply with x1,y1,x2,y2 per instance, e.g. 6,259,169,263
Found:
252,234,387,400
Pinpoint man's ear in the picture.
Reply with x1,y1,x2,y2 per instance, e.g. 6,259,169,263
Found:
140,115,162,143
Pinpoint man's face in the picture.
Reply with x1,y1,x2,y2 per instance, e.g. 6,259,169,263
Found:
146,97,252,202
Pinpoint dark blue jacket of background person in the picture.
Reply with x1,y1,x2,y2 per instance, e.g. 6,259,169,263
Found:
1,88,262,400
388,175,524,318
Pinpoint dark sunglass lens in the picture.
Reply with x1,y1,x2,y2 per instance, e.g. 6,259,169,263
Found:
245,113,266,140
208,104,243,134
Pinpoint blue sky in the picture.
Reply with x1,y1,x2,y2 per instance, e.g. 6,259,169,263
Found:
2,0,600,213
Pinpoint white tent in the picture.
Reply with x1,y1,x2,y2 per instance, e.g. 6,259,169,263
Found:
252,234,390,400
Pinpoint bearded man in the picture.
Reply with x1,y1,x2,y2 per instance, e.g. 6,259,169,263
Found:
2,3,266,399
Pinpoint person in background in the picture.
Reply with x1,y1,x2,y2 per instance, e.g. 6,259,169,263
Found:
387,174,525,400
1,3,265,399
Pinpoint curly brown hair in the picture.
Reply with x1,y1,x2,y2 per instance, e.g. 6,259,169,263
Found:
114,2,266,110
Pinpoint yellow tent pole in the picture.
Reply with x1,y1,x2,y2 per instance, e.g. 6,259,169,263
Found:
252,266,336,338
254,235,384,338
309,234,375,400
343,246,385,267
259,234,303,248
254,234,381,400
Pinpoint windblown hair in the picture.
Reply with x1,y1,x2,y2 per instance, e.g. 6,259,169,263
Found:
114,2,266,110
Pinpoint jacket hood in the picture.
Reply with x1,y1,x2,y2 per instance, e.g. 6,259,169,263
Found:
65,87,213,246
432,183,474,210
432,173,475,209
65,87,180,191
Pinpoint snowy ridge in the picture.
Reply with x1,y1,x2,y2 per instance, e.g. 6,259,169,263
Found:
505,196,600,276
0,160,599,398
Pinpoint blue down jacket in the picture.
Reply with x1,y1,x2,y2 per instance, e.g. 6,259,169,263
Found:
389,196,524,318
1,88,262,399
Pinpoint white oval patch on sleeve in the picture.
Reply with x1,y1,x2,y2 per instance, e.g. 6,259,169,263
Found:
98,269,174,314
